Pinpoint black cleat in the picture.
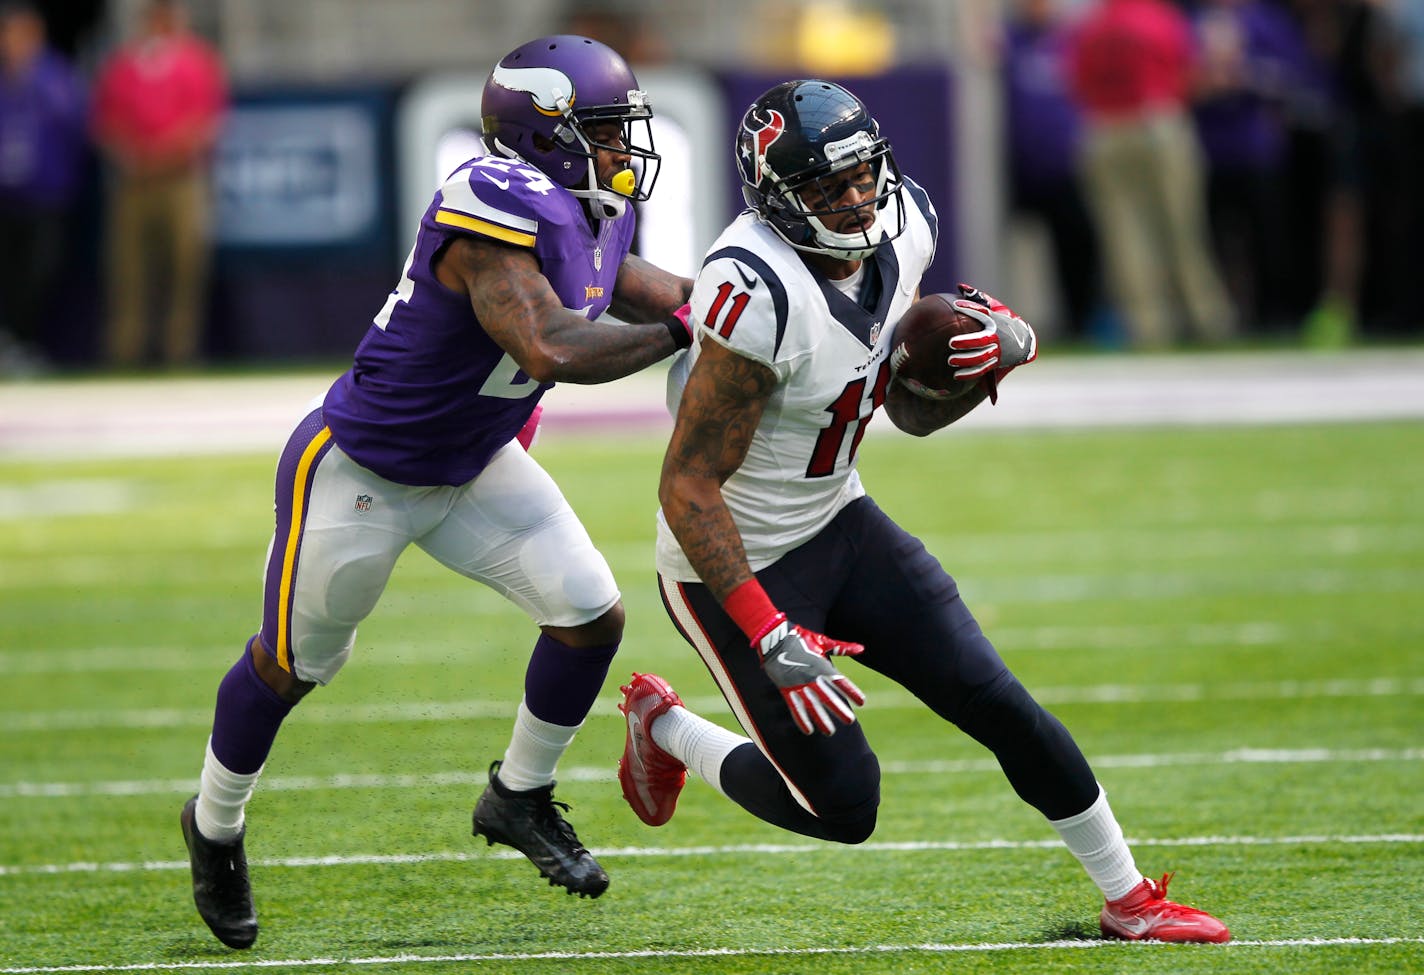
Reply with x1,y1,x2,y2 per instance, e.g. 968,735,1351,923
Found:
180,795,258,949
471,761,609,898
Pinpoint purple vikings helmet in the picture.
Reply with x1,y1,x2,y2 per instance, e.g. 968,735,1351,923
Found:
737,80,905,260
481,35,660,220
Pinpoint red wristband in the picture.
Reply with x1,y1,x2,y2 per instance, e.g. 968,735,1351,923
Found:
723,578,781,643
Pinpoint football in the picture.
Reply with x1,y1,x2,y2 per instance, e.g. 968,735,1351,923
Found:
888,293,984,399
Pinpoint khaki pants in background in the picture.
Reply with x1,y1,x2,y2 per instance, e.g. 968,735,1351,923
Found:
103,168,212,367
1078,110,1236,348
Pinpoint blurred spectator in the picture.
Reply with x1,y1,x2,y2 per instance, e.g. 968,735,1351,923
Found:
1389,0,1424,330
90,0,227,368
1001,0,1109,345
1190,0,1316,336
1285,0,1395,347
0,1,86,376
561,3,671,66
1066,0,1236,348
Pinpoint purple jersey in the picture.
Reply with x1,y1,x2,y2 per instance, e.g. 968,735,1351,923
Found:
1190,2,1315,171
1003,19,1082,191
0,48,87,211
323,154,635,486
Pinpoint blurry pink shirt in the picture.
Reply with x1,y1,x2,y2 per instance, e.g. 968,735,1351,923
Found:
91,33,227,162
1067,0,1195,121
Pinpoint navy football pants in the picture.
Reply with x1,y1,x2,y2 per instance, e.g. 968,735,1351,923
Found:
659,496,1099,842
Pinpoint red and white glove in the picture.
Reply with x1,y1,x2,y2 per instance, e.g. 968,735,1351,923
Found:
515,403,543,450
724,578,866,735
752,614,866,736
948,283,1038,404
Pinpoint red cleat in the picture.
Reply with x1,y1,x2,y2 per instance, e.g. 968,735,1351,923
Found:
1101,872,1231,943
617,672,688,826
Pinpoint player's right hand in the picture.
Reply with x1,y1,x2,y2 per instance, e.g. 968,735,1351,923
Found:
754,615,866,735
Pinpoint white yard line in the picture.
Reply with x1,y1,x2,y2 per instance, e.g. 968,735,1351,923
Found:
0,620,1362,673
3,746,1421,800
2,937,1422,974
3,832,1421,879
4,676,1421,734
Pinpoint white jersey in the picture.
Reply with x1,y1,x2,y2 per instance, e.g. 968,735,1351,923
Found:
655,177,939,581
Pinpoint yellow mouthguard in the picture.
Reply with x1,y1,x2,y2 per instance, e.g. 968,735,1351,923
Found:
611,169,636,197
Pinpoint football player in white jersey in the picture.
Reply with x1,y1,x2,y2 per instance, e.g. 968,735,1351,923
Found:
617,80,1230,944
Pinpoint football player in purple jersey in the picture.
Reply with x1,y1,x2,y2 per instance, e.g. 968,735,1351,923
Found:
179,35,694,949
616,80,1230,945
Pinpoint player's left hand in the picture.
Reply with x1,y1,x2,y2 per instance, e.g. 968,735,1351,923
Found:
947,283,1038,403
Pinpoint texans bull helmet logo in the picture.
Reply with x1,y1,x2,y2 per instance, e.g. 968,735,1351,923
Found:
741,107,786,184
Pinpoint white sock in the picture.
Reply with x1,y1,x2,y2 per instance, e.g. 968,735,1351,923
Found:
496,699,580,791
1049,785,1144,901
650,704,748,799
195,738,263,842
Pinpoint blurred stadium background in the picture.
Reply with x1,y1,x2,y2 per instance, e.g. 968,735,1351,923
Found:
30,0,1003,367
21,0,1419,372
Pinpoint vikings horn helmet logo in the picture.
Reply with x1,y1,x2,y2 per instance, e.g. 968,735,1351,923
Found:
490,64,575,117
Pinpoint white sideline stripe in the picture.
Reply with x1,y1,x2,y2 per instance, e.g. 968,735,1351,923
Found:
7,676,1423,733
4,349,1423,462
3,747,1422,799
2,833,1421,878
1,938,1422,975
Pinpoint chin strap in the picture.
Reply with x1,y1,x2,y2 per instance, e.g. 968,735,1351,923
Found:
795,212,882,260
570,167,636,221
571,188,626,221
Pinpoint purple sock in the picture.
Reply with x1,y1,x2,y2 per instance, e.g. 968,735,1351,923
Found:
209,638,295,774
523,634,618,726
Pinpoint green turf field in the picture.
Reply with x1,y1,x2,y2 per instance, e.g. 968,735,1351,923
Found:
2,419,1421,974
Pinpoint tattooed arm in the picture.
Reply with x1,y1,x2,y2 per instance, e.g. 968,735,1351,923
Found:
884,375,991,437
609,253,693,323
436,236,684,385
658,339,774,601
